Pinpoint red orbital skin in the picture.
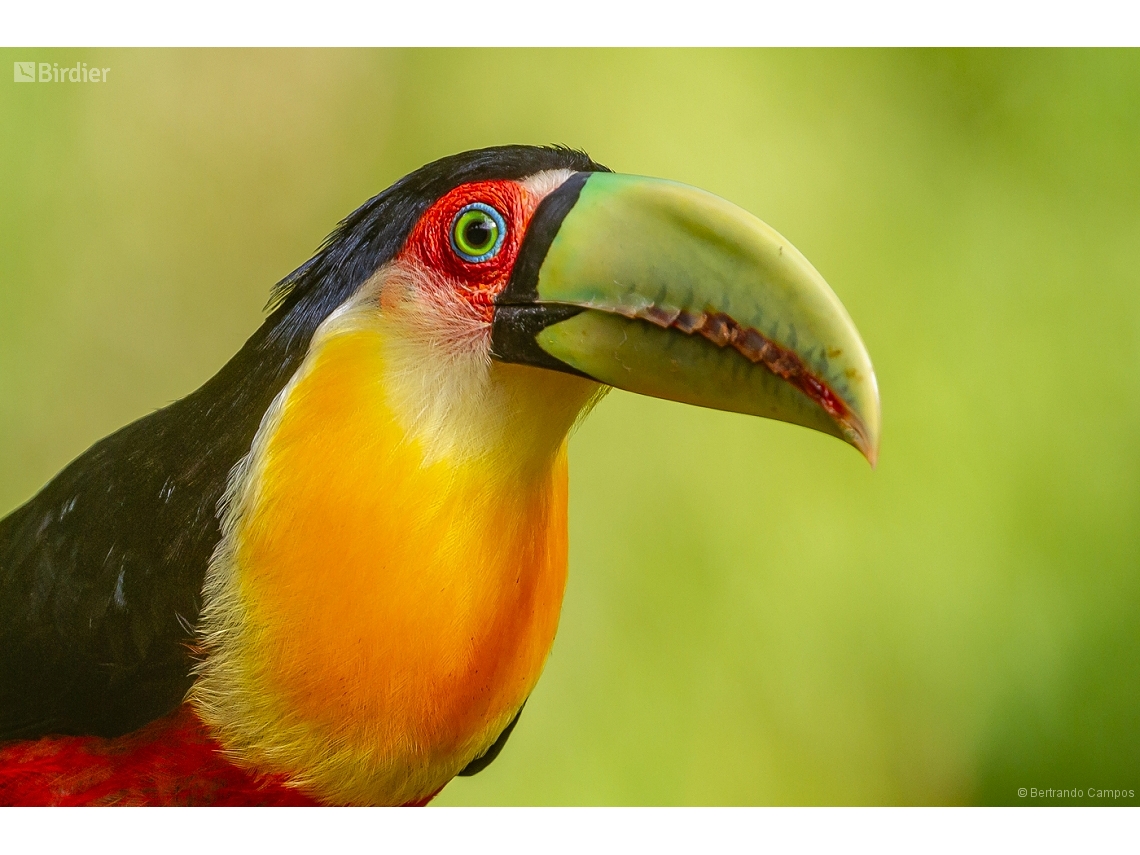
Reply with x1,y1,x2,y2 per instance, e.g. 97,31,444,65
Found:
0,706,439,807
399,179,545,321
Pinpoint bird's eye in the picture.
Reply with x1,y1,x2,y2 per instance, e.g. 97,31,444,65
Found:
450,203,506,263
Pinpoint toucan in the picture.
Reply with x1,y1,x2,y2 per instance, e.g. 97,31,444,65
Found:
0,146,879,806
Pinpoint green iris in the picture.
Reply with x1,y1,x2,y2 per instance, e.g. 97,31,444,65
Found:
451,203,506,262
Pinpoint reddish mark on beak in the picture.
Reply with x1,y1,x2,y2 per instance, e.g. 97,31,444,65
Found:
618,303,875,463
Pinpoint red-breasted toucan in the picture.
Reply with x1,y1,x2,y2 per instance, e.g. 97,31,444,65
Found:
0,146,879,805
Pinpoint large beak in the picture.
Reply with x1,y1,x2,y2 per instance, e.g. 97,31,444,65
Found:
491,172,881,466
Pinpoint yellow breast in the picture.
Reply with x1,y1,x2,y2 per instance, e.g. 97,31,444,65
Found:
192,316,599,805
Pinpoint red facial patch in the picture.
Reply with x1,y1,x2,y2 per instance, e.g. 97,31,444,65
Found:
399,180,544,321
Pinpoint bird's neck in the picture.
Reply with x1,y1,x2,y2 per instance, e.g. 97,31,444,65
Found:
191,300,600,805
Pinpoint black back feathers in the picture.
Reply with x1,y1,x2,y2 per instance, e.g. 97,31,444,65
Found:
0,146,609,741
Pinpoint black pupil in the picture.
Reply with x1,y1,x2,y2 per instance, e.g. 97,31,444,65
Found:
464,217,492,250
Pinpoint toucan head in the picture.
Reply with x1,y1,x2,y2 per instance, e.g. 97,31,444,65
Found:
266,145,880,466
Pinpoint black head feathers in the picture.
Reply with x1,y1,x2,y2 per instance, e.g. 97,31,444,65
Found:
265,145,610,353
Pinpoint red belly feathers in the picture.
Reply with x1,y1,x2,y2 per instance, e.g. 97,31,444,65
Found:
2,705,452,806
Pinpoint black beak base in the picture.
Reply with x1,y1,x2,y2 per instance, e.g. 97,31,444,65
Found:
490,172,591,378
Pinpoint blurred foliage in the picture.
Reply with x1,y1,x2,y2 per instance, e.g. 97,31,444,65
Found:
0,49,1137,805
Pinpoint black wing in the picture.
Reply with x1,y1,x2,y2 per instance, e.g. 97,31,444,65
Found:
0,322,305,741
458,703,525,777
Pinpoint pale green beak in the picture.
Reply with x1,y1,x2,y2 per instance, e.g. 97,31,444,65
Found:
492,172,881,466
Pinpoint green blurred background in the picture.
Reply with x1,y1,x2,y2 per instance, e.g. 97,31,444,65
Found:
1,49,1137,805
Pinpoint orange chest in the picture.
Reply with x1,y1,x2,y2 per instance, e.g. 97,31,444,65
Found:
232,330,571,757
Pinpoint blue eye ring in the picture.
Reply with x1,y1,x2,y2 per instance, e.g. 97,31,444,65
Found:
450,202,507,263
